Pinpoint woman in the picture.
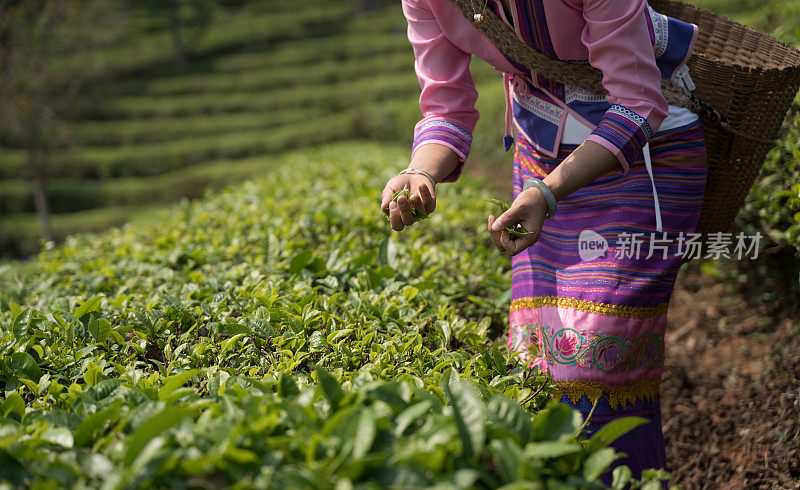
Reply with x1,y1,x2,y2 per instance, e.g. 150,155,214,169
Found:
380,0,707,480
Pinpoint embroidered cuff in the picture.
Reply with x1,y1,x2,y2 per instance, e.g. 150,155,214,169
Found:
587,104,653,173
412,119,472,164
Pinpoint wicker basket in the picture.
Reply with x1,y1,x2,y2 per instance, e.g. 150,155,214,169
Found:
650,0,800,235
452,0,800,235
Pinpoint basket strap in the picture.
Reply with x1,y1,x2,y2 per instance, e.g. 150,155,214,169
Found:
450,0,776,144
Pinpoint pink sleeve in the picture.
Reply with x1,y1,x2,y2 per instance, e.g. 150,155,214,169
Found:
577,0,669,172
403,0,479,183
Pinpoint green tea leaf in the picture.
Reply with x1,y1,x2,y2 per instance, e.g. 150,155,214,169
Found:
219,333,246,358
611,465,632,490
278,373,299,398
10,308,32,340
352,408,376,459
42,427,74,448
489,438,524,483
402,286,419,302
445,379,485,460
378,237,397,268
264,232,280,264
640,469,672,481
122,406,196,467
531,401,582,441
289,250,314,274
508,227,536,239
75,295,104,320
524,440,580,459
394,400,432,437
318,367,345,410
74,403,123,447
309,331,327,351
84,362,102,386
484,199,511,213
89,318,112,343
159,369,202,401
10,352,41,382
0,393,25,418
488,394,532,444
350,249,377,269
583,447,619,481
385,187,429,221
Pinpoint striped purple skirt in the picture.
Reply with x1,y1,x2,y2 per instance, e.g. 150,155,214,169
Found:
507,119,707,480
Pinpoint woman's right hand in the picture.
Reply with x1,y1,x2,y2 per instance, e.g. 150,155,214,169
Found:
380,173,436,232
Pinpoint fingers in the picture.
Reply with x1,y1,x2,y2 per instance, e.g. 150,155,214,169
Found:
408,192,424,215
381,182,397,213
490,214,515,256
500,229,517,256
417,183,436,214
396,194,416,226
387,195,417,231
388,201,404,231
500,225,540,257
382,175,436,232
488,215,504,253
489,213,540,257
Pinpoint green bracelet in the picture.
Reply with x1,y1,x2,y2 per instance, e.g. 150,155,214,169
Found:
523,178,557,219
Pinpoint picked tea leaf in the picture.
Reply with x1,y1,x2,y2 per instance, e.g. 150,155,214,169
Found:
486,199,536,239
385,186,429,222
508,226,536,239
483,199,510,213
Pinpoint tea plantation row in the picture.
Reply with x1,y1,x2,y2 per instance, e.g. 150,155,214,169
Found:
0,1,508,258
0,142,670,488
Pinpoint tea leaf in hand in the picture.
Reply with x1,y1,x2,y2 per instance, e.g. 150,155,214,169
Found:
508,227,536,239
385,186,428,222
486,199,534,239
483,199,510,214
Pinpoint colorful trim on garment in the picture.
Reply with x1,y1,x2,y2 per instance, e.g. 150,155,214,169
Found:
644,4,699,80
551,378,661,410
513,92,563,125
564,86,607,105
510,296,668,319
589,104,652,169
412,119,472,161
534,323,665,372
646,5,669,58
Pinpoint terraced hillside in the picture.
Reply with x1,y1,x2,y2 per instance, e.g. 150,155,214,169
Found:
0,0,508,258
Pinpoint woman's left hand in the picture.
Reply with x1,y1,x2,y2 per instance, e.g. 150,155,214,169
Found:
487,188,549,257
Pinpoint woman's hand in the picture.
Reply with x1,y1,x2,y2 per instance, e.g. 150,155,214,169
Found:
381,174,436,232
380,144,460,232
486,141,620,256
488,187,549,257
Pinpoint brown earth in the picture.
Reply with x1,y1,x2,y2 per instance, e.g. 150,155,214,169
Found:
663,262,800,489
464,159,800,489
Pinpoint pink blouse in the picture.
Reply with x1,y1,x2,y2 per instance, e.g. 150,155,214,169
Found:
403,0,671,183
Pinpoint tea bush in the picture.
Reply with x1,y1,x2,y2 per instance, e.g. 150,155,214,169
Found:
0,142,670,488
